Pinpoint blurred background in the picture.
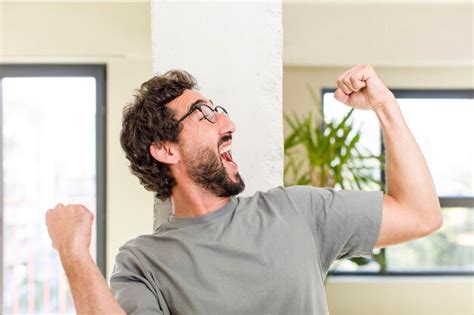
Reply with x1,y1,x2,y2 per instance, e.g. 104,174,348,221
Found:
0,0,472,314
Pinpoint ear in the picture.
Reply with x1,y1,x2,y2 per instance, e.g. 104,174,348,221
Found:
149,141,180,164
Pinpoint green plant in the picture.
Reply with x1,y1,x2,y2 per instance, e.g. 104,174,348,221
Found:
284,87,387,273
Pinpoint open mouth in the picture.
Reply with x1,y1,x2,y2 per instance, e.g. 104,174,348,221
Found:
219,143,234,163
218,136,238,173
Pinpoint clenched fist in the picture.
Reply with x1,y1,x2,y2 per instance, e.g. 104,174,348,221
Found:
334,64,395,111
45,204,94,258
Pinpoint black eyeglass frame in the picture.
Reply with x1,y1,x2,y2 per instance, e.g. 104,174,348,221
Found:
177,103,228,124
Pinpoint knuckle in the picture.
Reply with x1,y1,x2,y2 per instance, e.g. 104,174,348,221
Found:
80,205,90,213
46,208,56,217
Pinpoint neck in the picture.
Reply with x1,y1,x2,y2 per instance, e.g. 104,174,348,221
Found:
170,184,231,218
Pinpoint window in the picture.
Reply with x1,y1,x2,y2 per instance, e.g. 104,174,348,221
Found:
323,88,474,275
0,64,106,313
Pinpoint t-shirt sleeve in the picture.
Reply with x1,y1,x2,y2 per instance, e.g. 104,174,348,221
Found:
110,247,170,315
286,186,383,275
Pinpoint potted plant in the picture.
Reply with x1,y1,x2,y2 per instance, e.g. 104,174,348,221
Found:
284,87,387,274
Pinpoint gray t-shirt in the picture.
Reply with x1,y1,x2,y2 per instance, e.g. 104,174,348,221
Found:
110,185,383,315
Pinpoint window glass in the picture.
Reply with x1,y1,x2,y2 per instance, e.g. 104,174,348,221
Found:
324,93,474,196
398,98,473,196
324,90,473,274
2,77,96,314
386,207,474,271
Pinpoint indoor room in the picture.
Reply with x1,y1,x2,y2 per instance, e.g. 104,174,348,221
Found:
0,1,472,314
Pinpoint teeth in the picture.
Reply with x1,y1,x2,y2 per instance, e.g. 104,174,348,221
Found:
219,144,231,155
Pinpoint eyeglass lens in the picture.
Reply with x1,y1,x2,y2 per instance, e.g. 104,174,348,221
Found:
199,105,227,123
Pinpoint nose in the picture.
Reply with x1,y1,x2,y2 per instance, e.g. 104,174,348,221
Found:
216,111,236,135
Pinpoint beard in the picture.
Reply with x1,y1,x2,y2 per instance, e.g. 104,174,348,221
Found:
182,145,245,197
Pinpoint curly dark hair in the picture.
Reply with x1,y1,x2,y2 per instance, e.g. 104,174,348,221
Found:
120,70,197,201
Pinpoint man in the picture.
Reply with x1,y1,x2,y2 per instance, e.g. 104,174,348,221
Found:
46,65,443,314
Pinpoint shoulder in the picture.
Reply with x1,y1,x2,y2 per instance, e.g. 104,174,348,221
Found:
115,233,161,262
235,185,294,205
236,185,324,214
238,185,315,200
283,186,381,207
259,185,333,205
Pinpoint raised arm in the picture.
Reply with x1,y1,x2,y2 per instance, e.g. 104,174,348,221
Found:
334,64,443,248
46,204,125,315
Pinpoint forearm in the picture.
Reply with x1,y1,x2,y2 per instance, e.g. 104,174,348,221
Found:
60,252,125,315
375,98,443,229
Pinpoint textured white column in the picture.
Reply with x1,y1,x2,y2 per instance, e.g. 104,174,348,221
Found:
151,1,283,226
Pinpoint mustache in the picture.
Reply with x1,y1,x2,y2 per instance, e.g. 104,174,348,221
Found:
218,134,232,147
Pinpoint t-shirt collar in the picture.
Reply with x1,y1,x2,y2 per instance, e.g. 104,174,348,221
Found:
166,197,237,226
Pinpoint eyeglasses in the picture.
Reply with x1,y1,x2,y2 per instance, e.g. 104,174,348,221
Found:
178,103,228,124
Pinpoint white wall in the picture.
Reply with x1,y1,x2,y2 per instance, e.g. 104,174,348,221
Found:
326,276,474,315
283,3,473,315
283,3,473,67
0,2,154,279
151,0,283,224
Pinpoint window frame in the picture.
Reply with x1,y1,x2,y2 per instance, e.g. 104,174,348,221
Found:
0,64,107,311
322,87,474,277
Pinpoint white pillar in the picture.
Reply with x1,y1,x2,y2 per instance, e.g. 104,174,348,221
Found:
151,1,283,226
